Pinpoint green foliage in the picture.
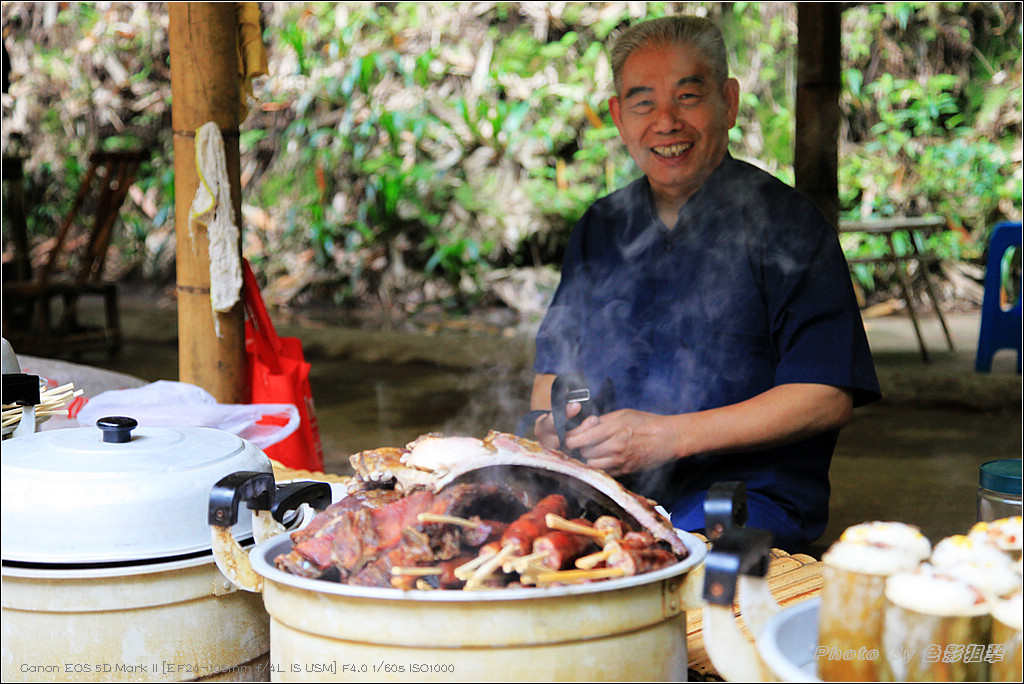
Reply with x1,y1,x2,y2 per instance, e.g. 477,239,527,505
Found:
2,1,1020,311
838,1,1021,287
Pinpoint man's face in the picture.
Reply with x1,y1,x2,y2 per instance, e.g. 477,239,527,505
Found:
609,41,739,207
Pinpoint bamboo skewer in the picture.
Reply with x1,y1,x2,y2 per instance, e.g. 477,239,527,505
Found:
3,384,84,431
504,550,550,574
545,513,606,540
515,561,553,580
464,545,516,590
391,566,443,577
2,412,67,428
417,512,483,528
575,547,616,570
453,548,499,580
534,567,628,585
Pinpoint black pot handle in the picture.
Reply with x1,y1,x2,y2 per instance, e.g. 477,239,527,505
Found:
703,481,749,541
209,471,276,527
2,373,40,406
702,526,773,606
271,480,332,523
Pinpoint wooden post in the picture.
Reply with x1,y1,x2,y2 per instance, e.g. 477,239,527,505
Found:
795,3,843,230
168,3,246,403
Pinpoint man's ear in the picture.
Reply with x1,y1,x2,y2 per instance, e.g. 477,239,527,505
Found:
723,78,740,128
608,95,624,132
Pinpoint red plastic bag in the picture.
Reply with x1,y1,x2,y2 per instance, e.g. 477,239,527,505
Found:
243,260,324,472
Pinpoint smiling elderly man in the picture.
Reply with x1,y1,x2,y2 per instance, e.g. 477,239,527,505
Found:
530,15,880,552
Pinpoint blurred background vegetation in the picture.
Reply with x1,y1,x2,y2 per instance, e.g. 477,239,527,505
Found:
2,2,1021,324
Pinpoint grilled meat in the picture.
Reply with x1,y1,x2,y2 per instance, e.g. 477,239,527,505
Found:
276,483,529,584
533,529,599,570
501,494,569,554
275,433,690,589
438,431,688,557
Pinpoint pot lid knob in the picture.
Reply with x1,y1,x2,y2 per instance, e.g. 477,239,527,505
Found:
97,416,139,443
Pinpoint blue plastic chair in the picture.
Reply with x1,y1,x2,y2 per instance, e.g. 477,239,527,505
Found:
975,221,1022,373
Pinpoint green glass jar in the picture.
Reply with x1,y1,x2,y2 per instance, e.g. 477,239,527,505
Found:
978,459,1023,522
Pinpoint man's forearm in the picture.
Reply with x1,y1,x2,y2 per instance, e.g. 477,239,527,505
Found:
664,383,854,459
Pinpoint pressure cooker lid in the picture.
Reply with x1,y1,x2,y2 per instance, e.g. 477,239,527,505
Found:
1,417,272,564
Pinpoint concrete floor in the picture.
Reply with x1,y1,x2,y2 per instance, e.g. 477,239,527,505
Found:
11,292,1021,557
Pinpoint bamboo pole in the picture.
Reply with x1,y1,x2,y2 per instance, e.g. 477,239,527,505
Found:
795,4,842,230
168,3,246,403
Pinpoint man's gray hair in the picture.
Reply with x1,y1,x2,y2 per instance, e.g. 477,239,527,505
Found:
610,15,730,95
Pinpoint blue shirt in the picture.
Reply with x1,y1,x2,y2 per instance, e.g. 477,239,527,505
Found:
534,154,880,551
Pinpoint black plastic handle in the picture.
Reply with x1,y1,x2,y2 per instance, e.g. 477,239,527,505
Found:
208,471,276,527
2,373,40,407
97,416,138,443
703,481,749,541
271,480,333,523
702,526,774,606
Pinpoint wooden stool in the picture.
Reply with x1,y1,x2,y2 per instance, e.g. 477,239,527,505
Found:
2,150,146,359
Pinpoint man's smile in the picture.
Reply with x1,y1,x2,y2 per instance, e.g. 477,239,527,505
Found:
652,142,694,158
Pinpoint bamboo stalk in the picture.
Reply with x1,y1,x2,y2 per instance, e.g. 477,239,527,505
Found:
817,562,893,681
881,601,991,681
990,595,1023,683
169,2,246,403
817,538,924,682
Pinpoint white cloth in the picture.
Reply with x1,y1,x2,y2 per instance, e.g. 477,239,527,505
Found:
189,122,242,323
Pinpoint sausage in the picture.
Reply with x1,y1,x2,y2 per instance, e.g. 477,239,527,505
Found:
501,494,569,554
532,530,598,570
593,515,625,542
607,544,677,575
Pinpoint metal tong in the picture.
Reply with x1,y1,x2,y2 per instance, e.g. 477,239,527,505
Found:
515,373,599,458
550,374,599,457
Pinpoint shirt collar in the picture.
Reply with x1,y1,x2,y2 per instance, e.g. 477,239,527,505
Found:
634,152,736,232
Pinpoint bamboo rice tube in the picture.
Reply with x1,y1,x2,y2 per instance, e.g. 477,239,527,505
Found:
932,533,1014,569
881,566,992,682
969,516,1023,562
989,591,1023,683
930,534,1021,605
817,522,931,682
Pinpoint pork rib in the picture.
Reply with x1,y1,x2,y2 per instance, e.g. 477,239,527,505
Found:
434,431,688,557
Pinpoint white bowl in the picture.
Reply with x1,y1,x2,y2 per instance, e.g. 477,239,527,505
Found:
757,597,822,682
